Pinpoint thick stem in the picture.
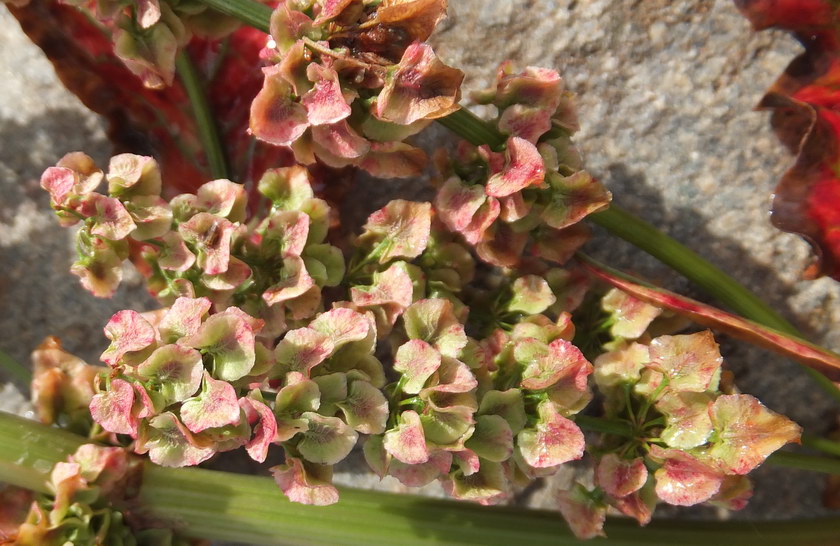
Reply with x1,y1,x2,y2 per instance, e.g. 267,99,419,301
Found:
175,51,229,180
1,411,839,545
436,108,507,150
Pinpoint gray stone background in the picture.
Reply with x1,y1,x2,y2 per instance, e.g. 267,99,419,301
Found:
1,0,838,526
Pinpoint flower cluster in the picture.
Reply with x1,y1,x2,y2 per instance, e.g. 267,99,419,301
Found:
7,443,193,545
60,0,250,89
42,153,343,336
250,0,462,177
554,291,802,538
434,63,612,267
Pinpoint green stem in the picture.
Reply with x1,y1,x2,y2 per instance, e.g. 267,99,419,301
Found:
0,348,31,384
175,51,229,180
1,411,839,545
436,108,507,150
766,451,840,475
195,0,271,33
589,206,796,333
802,434,840,457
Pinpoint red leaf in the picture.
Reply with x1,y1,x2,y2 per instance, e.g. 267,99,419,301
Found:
579,255,840,381
735,0,840,280
8,1,292,196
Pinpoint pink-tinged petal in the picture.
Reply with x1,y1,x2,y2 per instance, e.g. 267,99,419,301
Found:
499,104,553,143
420,404,475,448
508,275,556,315
49,461,84,522
100,310,156,367
650,446,724,506
275,372,321,416
485,137,545,198
263,256,316,305
257,165,315,210
337,380,389,434
444,460,509,505
435,177,489,234
135,412,215,467
375,42,463,125
182,313,256,382
133,383,157,419
180,371,241,433
708,394,802,475
546,267,591,313
136,0,162,28
219,305,265,341
376,0,448,43
359,141,427,178
611,489,655,527
302,63,352,126
271,457,339,506
476,223,528,267
390,450,452,487
158,297,211,343
363,435,390,478
275,327,335,376
270,4,314,53
477,389,527,435
402,298,468,358
430,356,478,394
656,391,714,450
72,237,125,299
202,257,253,291
313,0,360,25
596,454,648,499
89,378,137,436
462,196,501,246
384,410,429,464
483,63,563,110
541,171,611,230
556,484,607,539
709,475,753,511
262,210,310,258
464,414,513,462
602,288,663,340
361,200,432,263
178,213,234,275
158,232,196,272
196,179,248,222
239,397,277,463
70,444,128,493
350,263,415,328
394,339,442,394
298,412,358,465
519,337,592,392
278,40,311,96
498,192,531,222
647,331,723,393
531,224,590,264
40,166,77,207
80,194,137,241
516,401,584,468
125,195,172,240
309,307,370,348
312,120,371,159
137,344,203,404
106,153,161,197
285,285,323,321
593,341,649,389
113,24,178,90
452,449,481,476
250,65,309,147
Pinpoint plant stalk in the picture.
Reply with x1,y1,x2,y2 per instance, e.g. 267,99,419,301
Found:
1,411,839,545
193,0,271,33
175,51,229,180
0,348,31,385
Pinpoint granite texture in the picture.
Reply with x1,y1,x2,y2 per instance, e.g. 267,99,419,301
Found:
1,0,838,527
